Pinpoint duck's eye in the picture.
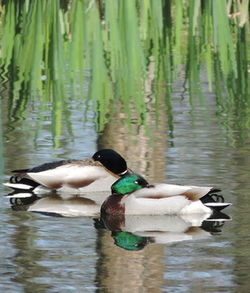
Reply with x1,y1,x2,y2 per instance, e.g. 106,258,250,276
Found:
134,179,146,186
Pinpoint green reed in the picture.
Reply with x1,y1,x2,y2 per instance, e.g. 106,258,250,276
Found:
0,0,249,136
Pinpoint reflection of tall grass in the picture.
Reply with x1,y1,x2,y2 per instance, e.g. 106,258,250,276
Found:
0,0,249,135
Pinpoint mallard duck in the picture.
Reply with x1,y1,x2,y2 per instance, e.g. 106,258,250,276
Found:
3,149,133,194
101,174,231,216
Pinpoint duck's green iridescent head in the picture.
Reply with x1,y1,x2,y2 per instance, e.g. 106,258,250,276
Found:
111,174,149,195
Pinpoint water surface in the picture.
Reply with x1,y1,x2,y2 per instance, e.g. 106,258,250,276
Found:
0,1,250,292
1,86,250,292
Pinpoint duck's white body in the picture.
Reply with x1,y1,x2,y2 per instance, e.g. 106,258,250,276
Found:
122,193,212,215
129,183,231,215
25,164,113,189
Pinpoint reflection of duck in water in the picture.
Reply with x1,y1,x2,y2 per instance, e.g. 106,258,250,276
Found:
101,174,231,216
9,192,103,217
3,149,133,194
98,173,231,250
97,214,229,251
112,232,149,251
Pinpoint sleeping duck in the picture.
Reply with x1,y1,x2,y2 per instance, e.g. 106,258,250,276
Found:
3,149,133,194
101,174,231,216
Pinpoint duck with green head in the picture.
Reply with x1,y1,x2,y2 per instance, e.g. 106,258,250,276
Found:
101,174,231,216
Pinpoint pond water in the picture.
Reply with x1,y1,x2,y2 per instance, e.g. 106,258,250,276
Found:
0,1,250,292
0,80,250,293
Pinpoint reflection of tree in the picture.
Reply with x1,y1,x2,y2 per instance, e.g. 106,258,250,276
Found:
97,83,168,183
96,68,168,291
95,229,164,293
229,147,250,292
9,212,51,293
97,104,166,182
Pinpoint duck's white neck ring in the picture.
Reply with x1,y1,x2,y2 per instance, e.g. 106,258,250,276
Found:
118,170,128,176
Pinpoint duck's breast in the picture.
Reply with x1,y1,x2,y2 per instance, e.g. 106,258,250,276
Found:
101,194,125,216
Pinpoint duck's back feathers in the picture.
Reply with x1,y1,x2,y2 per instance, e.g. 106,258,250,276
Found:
132,183,215,201
9,160,84,187
13,159,72,174
13,159,102,174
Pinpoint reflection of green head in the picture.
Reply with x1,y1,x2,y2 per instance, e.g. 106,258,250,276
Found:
111,174,149,195
112,231,148,251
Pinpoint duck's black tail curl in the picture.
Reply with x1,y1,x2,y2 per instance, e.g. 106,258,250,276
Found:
201,189,231,212
200,188,224,204
9,176,39,190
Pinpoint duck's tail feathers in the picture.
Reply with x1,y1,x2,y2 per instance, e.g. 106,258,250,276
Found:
200,188,231,212
208,187,221,194
4,175,40,191
3,182,34,191
200,188,224,204
204,202,232,212
12,168,29,174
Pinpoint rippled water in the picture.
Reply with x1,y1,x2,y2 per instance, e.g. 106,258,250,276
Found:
1,89,250,292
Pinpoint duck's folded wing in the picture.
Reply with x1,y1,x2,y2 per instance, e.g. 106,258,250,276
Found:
132,183,212,200
27,164,109,188
124,195,192,215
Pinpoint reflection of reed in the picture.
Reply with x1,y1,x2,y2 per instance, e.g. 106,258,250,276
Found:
8,212,51,293
95,230,164,293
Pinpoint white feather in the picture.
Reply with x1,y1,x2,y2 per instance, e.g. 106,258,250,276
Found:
180,201,212,214
56,175,116,193
6,192,34,198
122,194,193,215
3,182,33,190
133,183,212,198
28,165,113,188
